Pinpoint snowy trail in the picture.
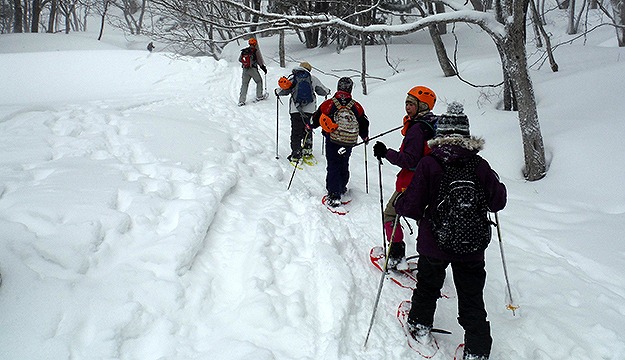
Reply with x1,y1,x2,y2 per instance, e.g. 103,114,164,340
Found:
2,39,625,359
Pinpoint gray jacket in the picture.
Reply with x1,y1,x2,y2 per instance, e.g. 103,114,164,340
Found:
277,66,331,114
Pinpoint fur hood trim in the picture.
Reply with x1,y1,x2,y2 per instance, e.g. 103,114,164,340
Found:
428,135,485,151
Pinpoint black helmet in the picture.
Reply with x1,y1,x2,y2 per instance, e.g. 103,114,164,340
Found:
337,77,353,93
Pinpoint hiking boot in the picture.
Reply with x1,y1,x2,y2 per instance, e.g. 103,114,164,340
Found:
388,241,407,270
325,194,342,208
388,256,409,271
238,101,245,106
406,321,433,345
287,151,302,163
463,353,489,360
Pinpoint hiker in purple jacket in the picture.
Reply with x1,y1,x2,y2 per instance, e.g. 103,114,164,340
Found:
394,102,507,360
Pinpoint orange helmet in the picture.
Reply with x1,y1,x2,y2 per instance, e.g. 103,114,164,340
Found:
278,76,292,90
248,38,257,46
407,86,436,111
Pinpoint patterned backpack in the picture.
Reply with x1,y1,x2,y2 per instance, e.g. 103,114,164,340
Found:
430,155,492,255
329,98,359,146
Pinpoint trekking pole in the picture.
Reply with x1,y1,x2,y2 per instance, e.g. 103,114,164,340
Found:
275,95,280,159
494,212,519,315
287,131,309,190
364,144,369,194
338,125,402,154
364,214,400,348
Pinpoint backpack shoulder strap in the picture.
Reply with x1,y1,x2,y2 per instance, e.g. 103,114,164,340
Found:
331,97,341,109
333,98,355,110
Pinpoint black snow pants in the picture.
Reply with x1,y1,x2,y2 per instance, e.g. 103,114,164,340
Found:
408,255,492,358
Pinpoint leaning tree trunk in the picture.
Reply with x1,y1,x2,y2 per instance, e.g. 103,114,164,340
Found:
499,33,546,180
429,25,456,76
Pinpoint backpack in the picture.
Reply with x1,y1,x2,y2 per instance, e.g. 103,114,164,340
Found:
430,155,492,255
240,48,254,68
291,70,314,107
329,98,359,146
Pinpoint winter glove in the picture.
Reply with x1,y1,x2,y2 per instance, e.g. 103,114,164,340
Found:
373,141,387,159
260,65,267,74
274,88,280,97
363,136,370,145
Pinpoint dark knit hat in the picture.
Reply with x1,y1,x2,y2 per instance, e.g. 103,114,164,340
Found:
436,101,470,138
337,77,353,93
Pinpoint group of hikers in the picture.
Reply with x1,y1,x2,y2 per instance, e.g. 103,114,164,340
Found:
238,37,507,360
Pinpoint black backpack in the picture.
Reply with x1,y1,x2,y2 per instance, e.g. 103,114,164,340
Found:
430,155,492,255
291,69,314,107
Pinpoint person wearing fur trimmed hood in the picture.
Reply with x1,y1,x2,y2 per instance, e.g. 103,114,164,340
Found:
372,86,438,270
394,102,507,360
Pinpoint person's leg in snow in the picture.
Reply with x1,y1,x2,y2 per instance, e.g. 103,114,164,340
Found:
324,139,351,205
289,113,306,161
408,256,447,329
238,68,253,105
383,191,407,269
451,260,492,359
250,67,263,100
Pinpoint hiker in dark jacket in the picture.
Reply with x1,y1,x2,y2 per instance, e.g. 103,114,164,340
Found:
394,102,507,360
275,62,330,164
372,86,438,270
238,38,267,106
312,77,369,208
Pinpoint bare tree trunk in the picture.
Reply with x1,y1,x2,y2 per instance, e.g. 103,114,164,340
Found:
422,0,455,76
567,0,576,34
500,33,546,180
435,2,446,34
47,0,57,33
31,0,42,32
361,33,368,95
611,0,625,46
530,0,543,47
98,0,108,40
279,30,285,67
530,0,559,71
250,0,260,33
429,25,456,77
13,0,24,32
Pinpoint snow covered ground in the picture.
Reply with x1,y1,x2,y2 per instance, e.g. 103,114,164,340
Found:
1,16,624,360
